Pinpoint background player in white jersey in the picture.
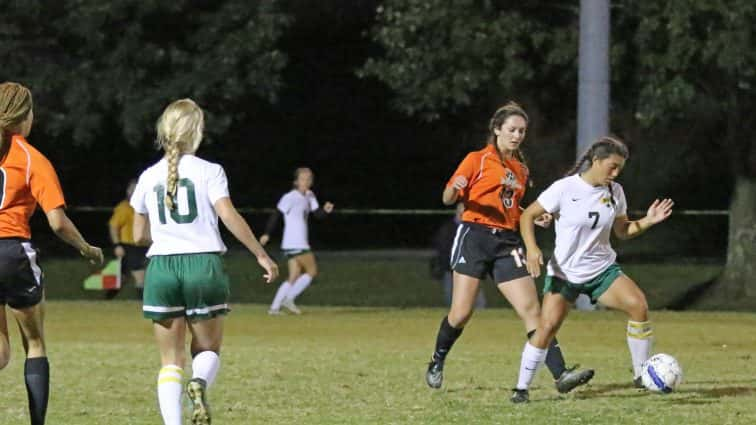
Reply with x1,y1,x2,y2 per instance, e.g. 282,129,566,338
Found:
260,167,334,315
510,136,674,403
131,99,278,424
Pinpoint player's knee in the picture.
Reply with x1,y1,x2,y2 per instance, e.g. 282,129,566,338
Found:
538,319,561,341
307,268,318,279
448,309,473,328
515,299,540,323
625,294,648,320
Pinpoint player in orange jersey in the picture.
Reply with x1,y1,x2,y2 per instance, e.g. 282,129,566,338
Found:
425,102,593,396
0,82,103,425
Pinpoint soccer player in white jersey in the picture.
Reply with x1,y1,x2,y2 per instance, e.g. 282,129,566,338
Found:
260,167,334,315
510,136,674,403
130,99,278,424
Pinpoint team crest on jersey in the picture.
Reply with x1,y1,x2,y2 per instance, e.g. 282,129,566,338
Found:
500,169,522,209
600,196,615,208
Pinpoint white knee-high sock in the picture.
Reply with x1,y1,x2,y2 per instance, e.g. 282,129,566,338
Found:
286,274,312,301
627,320,653,378
192,351,220,388
516,342,548,390
270,281,291,310
157,365,184,425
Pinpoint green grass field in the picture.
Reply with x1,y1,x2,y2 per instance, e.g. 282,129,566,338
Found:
2,302,756,424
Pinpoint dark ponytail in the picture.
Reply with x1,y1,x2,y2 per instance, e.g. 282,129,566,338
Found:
566,136,629,176
568,136,629,205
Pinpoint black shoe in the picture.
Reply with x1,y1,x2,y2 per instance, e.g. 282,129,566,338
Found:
555,364,595,393
633,376,645,389
425,358,444,389
510,388,529,404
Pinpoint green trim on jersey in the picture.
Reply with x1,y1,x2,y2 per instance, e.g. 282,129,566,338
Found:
142,253,230,321
543,263,623,303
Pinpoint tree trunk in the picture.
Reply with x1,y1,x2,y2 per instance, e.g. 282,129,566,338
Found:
726,175,756,297
694,175,756,307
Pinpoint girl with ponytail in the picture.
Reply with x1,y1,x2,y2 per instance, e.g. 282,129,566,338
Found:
0,81,103,425
514,136,674,403
131,98,278,424
426,101,594,395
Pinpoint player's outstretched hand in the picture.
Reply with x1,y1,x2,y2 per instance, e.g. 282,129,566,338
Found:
81,245,104,265
525,247,543,278
323,202,335,213
645,198,674,225
534,213,553,228
257,255,279,283
259,234,270,246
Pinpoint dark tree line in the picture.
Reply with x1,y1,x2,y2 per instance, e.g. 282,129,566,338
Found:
1,0,753,305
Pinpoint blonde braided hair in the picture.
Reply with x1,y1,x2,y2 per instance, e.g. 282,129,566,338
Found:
0,82,33,149
155,99,204,210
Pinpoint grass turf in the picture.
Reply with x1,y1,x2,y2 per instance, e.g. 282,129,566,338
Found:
2,302,756,424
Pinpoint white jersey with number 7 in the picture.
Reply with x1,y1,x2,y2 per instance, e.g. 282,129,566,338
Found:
537,174,627,284
130,155,230,257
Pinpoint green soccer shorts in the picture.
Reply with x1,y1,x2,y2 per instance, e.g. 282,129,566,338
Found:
543,263,623,303
142,253,230,321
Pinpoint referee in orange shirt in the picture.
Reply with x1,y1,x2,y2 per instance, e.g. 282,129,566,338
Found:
425,102,593,396
0,82,103,425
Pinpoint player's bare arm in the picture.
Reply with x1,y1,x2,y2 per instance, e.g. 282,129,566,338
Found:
613,198,674,240
519,201,546,278
442,176,467,205
46,207,103,264
214,196,279,282
132,212,152,246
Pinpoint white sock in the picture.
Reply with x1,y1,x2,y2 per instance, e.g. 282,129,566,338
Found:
627,320,653,378
192,351,220,388
516,342,548,390
270,281,291,310
286,274,312,302
157,365,184,425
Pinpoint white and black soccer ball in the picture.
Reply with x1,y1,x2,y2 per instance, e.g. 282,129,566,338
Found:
641,353,683,393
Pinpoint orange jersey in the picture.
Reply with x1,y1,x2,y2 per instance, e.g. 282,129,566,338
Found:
446,144,529,230
0,135,66,239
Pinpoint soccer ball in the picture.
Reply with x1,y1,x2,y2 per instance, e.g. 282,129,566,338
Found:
641,353,683,393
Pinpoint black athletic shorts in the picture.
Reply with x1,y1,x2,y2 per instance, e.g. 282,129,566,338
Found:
449,222,529,283
122,244,148,274
0,238,44,309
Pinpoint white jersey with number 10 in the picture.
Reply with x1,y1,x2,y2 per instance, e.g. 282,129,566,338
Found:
537,174,627,284
130,155,230,257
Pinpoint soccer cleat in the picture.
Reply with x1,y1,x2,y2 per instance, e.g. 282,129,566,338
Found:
186,378,211,425
555,364,595,393
281,299,302,315
510,388,529,404
633,376,645,389
267,309,283,315
425,358,444,389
